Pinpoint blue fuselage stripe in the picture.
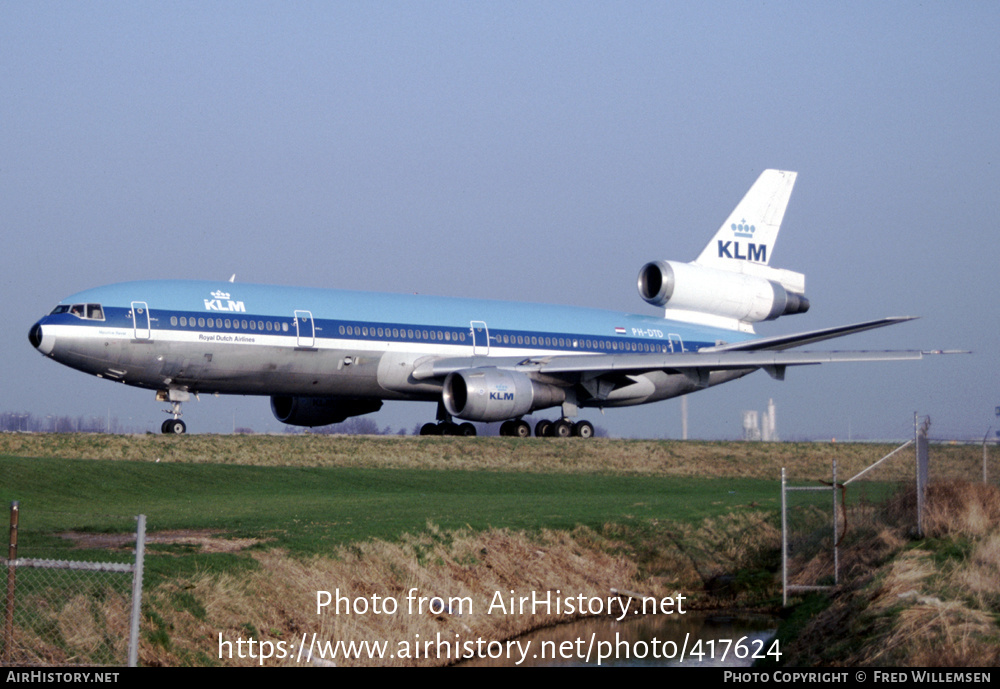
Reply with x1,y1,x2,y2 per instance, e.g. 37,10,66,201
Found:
40,279,755,354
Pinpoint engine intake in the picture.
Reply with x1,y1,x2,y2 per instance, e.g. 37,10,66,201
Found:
270,396,383,427
442,368,565,422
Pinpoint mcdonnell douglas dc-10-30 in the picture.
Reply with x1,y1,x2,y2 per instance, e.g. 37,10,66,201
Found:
30,170,937,437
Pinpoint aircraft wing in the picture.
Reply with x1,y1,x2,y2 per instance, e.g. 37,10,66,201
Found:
412,348,927,382
698,316,919,352
411,317,945,383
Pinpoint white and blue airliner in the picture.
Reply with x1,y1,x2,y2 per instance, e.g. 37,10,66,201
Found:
29,170,930,437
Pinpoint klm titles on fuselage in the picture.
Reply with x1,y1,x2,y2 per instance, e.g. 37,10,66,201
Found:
490,392,515,401
203,290,246,313
717,240,767,262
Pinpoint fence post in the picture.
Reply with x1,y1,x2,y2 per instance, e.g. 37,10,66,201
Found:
832,460,839,586
916,429,929,538
128,514,146,668
4,501,19,664
781,468,787,607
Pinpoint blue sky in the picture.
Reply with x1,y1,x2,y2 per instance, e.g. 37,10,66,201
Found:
3,2,997,440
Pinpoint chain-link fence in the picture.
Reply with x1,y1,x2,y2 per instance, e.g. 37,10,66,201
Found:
779,423,999,605
2,505,145,667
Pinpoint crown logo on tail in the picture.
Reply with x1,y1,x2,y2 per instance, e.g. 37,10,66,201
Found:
731,219,755,238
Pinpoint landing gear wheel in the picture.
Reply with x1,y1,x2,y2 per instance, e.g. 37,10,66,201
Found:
551,419,573,438
534,420,552,438
420,423,440,436
500,421,514,436
163,419,186,435
512,420,531,438
573,420,595,439
458,422,477,437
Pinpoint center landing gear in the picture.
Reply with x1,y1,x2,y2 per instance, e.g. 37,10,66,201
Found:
499,419,532,437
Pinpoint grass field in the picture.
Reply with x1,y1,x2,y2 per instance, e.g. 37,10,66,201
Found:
0,453,781,562
1,433,996,666
2,433,992,575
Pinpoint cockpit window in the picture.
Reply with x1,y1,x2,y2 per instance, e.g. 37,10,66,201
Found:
51,303,105,321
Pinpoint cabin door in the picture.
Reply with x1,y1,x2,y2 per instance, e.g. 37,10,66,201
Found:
131,301,150,340
470,321,489,356
294,310,315,348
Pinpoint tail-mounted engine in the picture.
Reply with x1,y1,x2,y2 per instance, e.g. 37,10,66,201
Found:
637,260,809,326
442,368,565,422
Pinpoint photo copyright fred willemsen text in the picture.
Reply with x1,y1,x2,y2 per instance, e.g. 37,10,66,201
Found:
217,587,694,665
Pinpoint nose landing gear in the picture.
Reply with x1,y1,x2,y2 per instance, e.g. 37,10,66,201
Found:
161,417,186,434
157,389,189,434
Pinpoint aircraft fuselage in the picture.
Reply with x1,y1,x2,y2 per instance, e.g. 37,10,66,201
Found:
29,280,752,432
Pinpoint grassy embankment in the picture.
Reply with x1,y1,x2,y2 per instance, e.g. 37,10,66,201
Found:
0,433,996,666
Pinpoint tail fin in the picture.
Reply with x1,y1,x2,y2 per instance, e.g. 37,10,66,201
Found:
694,169,797,269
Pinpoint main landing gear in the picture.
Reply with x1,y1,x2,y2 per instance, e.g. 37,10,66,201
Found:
419,421,477,436
520,418,594,438
419,402,477,436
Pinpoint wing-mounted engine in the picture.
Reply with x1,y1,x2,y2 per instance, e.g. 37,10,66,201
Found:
442,368,565,422
271,396,383,427
637,260,809,331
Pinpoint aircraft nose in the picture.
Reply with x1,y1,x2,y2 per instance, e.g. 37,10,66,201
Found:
29,322,55,355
